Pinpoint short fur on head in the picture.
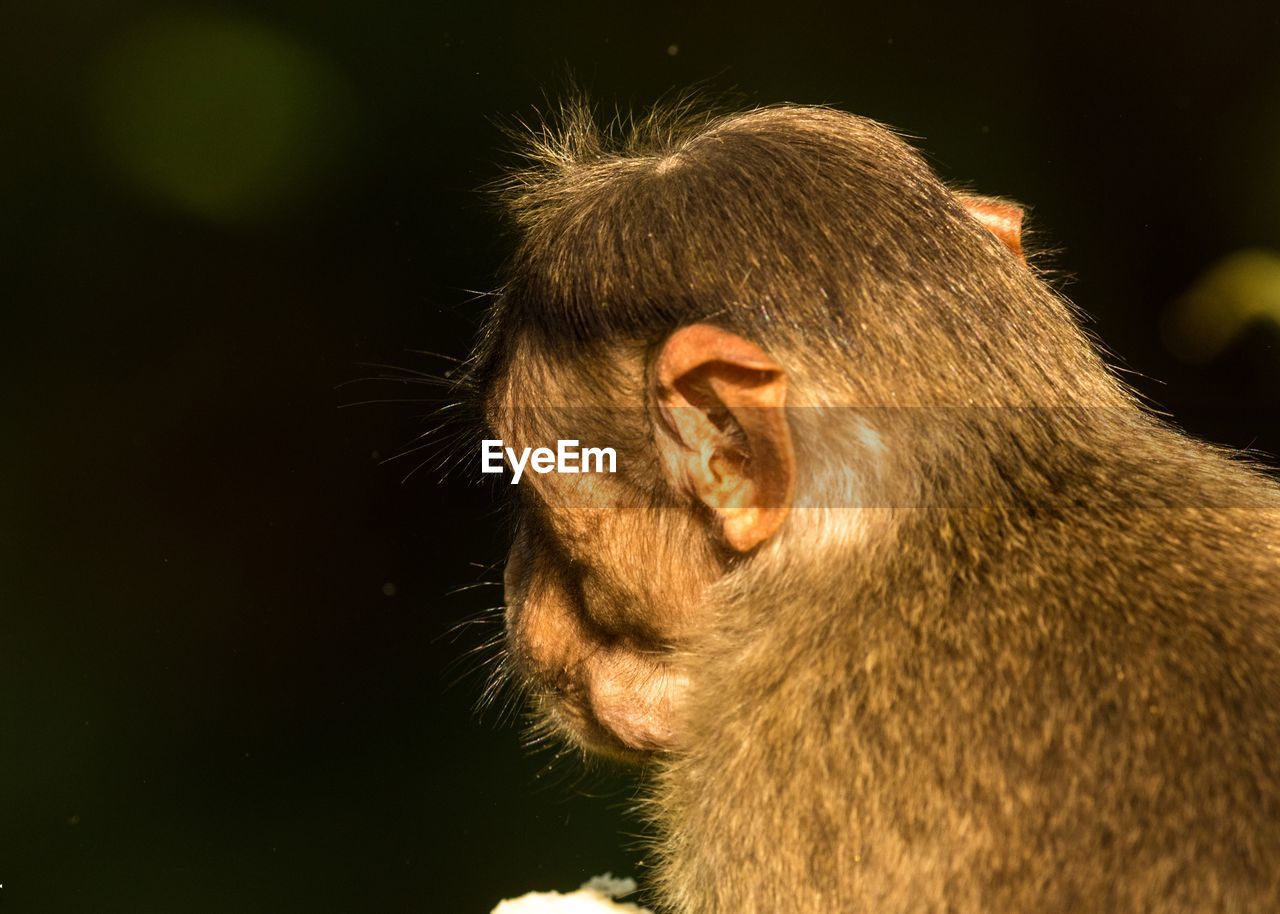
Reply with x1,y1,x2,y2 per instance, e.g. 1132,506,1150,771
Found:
472,99,1280,913
476,99,1112,408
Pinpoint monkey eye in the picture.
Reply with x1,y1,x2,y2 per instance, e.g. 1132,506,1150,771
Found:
507,484,549,535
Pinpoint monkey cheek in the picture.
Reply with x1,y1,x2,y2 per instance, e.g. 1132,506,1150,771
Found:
506,580,689,753
583,658,689,752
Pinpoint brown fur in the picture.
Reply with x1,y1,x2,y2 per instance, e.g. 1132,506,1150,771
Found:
473,101,1280,912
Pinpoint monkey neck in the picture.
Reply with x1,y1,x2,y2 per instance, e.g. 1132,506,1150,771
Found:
714,406,1278,657
655,406,1280,914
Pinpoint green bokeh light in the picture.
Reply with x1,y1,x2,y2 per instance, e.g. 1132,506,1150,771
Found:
90,14,354,224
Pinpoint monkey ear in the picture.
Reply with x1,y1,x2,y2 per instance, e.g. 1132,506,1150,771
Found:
653,325,795,552
958,194,1025,260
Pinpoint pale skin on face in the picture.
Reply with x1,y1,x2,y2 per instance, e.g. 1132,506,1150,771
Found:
496,325,797,757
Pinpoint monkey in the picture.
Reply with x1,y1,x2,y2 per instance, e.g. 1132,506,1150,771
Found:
466,102,1280,913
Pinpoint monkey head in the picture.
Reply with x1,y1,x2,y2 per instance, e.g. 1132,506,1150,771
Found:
475,104,1108,762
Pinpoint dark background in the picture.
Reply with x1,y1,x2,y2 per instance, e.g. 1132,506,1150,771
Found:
4,2,1279,911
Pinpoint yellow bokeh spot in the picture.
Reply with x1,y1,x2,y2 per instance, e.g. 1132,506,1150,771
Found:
90,14,353,224
1164,249,1280,362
